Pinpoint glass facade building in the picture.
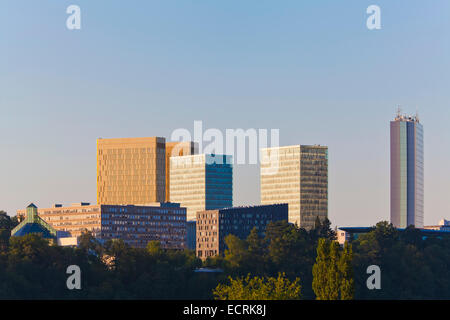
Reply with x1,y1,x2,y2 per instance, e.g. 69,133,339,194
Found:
169,154,233,221
97,137,166,205
165,141,198,202
260,145,328,230
390,113,424,228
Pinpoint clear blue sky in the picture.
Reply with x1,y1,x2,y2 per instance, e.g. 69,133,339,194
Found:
1,1,449,227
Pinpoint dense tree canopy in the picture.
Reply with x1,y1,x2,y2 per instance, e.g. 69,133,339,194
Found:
214,272,301,300
0,214,449,299
352,222,450,299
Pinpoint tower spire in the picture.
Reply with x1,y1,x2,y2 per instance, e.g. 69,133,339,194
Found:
396,106,402,118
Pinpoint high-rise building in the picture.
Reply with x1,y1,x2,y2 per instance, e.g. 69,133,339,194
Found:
260,145,328,230
17,202,187,249
390,111,424,228
196,204,288,259
165,141,198,202
97,137,166,205
169,154,233,221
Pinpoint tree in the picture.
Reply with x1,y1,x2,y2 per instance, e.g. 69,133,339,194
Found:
0,211,11,251
326,241,341,299
147,240,163,256
213,272,301,300
312,217,336,241
338,242,354,300
312,238,330,299
312,239,354,300
78,230,104,256
223,234,248,269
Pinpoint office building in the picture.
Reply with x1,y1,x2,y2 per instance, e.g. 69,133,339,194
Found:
260,145,328,230
165,141,198,202
17,202,187,249
97,137,166,205
423,219,450,232
169,154,233,221
196,204,288,259
390,111,424,228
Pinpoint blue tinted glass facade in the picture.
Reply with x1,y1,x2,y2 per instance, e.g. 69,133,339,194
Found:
205,155,233,210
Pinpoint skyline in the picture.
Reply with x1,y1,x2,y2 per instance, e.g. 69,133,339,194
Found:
2,1,450,227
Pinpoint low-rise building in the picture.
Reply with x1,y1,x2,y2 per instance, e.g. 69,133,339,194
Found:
337,226,450,245
17,202,187,249
423,219,450,232
196,203,288,259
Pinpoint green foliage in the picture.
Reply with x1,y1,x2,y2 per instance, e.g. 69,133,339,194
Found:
0,233,204,299
218,220,336,299
146,240,163,256
312,238,354,300
213,272,301,300
352,221,450,299
1,218,449,299
338,242,354,300
311,238,329,299
0,211,19,251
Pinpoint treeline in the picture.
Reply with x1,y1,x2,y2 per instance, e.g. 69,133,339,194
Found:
1,210,450,299
210,220,450,299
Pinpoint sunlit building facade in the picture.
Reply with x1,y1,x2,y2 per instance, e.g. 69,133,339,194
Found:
97,137,166,205
390,112,424,228
169,154,233,221
260,145,328,230
17,202,187,249
165,141,198,202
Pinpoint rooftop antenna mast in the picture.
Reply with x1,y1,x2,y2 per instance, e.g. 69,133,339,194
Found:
396,106,402,119
415,107,420,122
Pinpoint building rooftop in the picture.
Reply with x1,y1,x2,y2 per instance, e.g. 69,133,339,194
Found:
393,108,420,123
11,203,57,239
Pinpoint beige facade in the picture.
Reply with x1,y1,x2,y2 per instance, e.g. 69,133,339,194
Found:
17,203,102,237
165,142,198,202
97,137,166,205
17,202,187,249
260,145,328,230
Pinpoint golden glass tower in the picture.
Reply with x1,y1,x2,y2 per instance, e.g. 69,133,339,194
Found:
97,137,166,205
260,145,328,230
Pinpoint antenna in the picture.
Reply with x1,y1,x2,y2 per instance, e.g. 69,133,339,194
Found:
396,106,402,119
415,107,419,122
